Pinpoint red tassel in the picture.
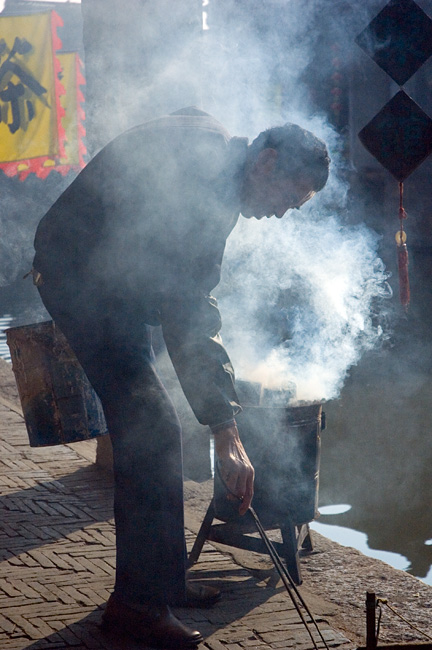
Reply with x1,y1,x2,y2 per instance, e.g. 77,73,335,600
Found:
397,182,410,309
397,242,410,308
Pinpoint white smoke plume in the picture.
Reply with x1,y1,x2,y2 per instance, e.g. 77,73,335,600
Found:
201,0,394,403
217,206,391,403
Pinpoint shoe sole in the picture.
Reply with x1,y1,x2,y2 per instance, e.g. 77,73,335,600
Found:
101,617,203,648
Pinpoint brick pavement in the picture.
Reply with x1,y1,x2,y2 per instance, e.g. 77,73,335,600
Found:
0,359,355,650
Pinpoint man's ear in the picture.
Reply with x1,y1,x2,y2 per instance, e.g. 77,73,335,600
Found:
253,148,278,177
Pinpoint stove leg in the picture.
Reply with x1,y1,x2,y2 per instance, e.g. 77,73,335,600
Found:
280,519,302,585
298,523,313,553
187,498,216,567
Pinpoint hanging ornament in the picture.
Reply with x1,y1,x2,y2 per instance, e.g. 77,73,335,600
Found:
396,182,409,308
355,0,432,309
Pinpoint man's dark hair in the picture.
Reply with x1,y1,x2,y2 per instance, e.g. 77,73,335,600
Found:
248,123,330,192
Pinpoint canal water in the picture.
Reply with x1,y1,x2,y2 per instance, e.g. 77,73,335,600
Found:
0,278,50,361
0,314,13,362
311,506,431,583
1,279,431,586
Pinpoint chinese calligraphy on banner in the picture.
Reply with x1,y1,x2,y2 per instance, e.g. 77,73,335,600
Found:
0,11,86,180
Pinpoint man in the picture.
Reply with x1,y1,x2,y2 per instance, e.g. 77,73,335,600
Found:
32,107,329,648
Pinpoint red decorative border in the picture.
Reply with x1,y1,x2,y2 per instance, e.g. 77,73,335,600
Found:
51,10,66,161
53,53,87,177
76,55,87,169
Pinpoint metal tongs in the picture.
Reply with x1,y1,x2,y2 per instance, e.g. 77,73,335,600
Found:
216,462,330,650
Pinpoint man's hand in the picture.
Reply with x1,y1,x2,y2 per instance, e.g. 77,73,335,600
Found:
213,423,254,516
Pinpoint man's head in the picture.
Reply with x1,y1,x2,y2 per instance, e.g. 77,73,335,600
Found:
240,123,330,219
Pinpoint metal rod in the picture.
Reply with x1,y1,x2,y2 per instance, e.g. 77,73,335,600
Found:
215,462,329,650
249,506,330,650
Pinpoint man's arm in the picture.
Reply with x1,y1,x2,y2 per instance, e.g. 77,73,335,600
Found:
160,293,241,425
160,293,254,513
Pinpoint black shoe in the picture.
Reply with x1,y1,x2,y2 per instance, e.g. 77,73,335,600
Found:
102,594,203,648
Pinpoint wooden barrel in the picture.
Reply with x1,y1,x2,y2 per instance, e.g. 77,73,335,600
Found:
6,320,108,447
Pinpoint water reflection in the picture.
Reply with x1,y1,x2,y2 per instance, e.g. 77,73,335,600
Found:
319,339,432,586
318,504,352,515
312,504,432,585
0,314,13,362
311,499,414,575
425,565,432,585
0,277,47,362
310,519,411,572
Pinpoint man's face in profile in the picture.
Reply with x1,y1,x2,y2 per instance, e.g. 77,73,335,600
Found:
240,148,316,219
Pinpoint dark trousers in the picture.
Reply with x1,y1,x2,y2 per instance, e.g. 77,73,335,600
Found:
38,280,187,607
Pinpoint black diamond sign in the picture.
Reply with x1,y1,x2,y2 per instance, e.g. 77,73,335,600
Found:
355,0,432,86
358,90,432,181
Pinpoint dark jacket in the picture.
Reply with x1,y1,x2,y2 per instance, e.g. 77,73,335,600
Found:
33,107,248,427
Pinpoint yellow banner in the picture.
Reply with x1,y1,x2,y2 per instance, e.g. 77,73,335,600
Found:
0,12,60,164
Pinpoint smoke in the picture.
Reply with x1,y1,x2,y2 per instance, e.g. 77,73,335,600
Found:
0,1,396,401
0,174,73,286
195,1,393,403
89,0,393,405
216,207,391,403
204,13,392,403
0,217,34,286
